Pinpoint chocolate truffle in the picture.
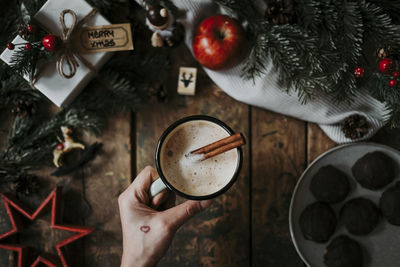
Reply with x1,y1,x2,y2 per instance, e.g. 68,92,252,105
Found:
324,235,363,267
340,197,380,235
351,151,396,190
380,181,400,226
310,165,350,203
299,202,337,243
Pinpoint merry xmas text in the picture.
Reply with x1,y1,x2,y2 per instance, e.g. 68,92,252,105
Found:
87,30,116,48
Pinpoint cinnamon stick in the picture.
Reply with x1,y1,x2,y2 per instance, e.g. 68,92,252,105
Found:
186,133,245,161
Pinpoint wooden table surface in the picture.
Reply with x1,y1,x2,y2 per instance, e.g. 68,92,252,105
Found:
1,44,399,267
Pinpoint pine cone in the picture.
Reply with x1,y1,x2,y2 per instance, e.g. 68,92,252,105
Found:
11,173,40,196
11,98,36,117
265,0,295,25
341,115,370,140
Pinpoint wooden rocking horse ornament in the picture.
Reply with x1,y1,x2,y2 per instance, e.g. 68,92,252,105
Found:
52,126,85,168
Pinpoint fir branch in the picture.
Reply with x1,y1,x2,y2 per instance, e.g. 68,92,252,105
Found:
242,32,269,81
325,0,364,99
62,108,104,136
360,2,400,52
294,0,322,31
9,44,52,82
319,0,338,34
315,0,338,50
363,65,400,128
0,1,20,44
243,24,325,100
368,0,400,24
97,70,146,112
269,24,318,99
4,108,103,166
0,162,30,190
335,1,363,66
0,75,42,109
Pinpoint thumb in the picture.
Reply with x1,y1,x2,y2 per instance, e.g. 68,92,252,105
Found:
162,199,213,230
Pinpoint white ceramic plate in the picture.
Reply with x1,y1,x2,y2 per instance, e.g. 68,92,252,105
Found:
289,143,400,267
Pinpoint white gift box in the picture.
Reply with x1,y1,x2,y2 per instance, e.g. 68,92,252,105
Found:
0,0,112,107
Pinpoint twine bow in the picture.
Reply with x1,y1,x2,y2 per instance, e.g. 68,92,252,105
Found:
56,9,97,79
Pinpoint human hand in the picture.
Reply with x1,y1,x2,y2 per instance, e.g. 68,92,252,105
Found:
119,166,213,267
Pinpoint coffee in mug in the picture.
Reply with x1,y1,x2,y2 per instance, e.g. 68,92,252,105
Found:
160,120,239,196
150,115,243,200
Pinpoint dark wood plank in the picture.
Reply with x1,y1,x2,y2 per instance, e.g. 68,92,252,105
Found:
136,45,250,266
251,109,306,267
307,123,336,164
83,114,132,266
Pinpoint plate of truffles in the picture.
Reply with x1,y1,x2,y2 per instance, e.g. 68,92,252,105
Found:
289,143,400,267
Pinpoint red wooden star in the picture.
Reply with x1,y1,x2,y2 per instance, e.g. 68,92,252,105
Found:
0,186,94,267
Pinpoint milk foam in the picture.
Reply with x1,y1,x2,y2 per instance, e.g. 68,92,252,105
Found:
160,120,239,196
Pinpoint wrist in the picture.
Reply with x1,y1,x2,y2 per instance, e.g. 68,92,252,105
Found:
121,252,154,267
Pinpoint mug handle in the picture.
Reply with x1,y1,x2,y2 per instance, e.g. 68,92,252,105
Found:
149,177,168,198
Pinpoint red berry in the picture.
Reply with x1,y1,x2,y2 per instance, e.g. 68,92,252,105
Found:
354,67,364,78
56,143,64,151
42,34,60,52
27,25,36,34
389,79,397,87
393,71,400,78
378,58,394,73
6,43,15,50
25,43,32,50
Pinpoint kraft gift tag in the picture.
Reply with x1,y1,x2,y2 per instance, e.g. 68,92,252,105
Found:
75,23,134,53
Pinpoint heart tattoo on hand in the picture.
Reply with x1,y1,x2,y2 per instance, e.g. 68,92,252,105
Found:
140,225,150,233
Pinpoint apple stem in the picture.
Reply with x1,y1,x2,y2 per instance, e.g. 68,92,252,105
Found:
215,30,225,40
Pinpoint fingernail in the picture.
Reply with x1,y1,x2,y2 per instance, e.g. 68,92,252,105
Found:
200,199,213,209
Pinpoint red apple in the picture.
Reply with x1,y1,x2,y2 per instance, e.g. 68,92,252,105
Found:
192,15,246,70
